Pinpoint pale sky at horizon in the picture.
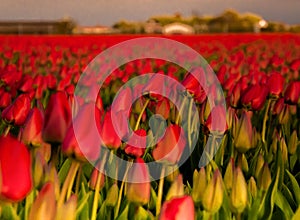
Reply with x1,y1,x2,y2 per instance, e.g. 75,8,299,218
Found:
0,0,299,26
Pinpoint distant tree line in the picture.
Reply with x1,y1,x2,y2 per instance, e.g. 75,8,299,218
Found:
113,9,300,34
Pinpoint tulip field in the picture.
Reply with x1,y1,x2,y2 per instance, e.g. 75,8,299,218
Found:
0,34,299,220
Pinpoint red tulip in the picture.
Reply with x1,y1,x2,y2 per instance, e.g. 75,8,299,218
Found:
0,89,11,109
181,69,207,104
152,124,186,164
124,129,147,158
21,107,44,147
99,108,122,149
290,59,300,71
267,72,284,96
43,91,71,143
229,82,242,108
160,196,195,220
284,81,300,104
241,84,269,110
0,135,32,201
62,103,102,162
2,93,31,126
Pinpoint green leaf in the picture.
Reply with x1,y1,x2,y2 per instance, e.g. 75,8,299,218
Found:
58,158,71,184
275,190,294,219
148,187,157,210
281,184,297,210
76,192,92,216
292,206,300,220
286,170,300,205
1,204,20,220
116,204,129,220
248,190,264,220
259,169,280,220
134,206,154,220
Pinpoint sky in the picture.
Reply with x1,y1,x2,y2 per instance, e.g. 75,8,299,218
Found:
0,0,299,26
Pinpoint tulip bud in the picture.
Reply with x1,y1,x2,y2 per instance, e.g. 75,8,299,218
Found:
156,98,171,120
254,154,264,179
166,174,184,201
0,90,11,109
21,107,44,147
0,135,32,202
288,130,298,155
230,167,248,214
278,104,290,124
224,158,234,190
89,168,105,191
124,129,147,158
267,72,284,97
62,103,102,162
248,177,257,199
160,196,195,220
202,169,223,213
56,195,77,220
284,81,300,105
191,168,206,203
230,82,242,108
126,158,150,205
44,164,60,200
33,152,46,188
1,93,31,126
205,105,228,134
258,163,271,191
43,91,71,143
272,98,284,115
241,84,269,110
29,182,56,220
152,124,186,164
238,154,249,173
106,183,119,207
226,107,236,130
280,137,288,164
99,108,122,149
233,111,253,153
165,165,180,182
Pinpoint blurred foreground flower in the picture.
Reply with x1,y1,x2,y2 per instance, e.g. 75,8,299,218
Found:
0,135,32,201
160,196,195,220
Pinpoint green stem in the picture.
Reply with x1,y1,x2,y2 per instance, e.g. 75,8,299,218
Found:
187,97,193,149
262,99,271,144
91,151,108,220
175,95,187,125
66,163,81,200
57,161,80,207
134,99,150,131
75,165,82,195
156,166,165,216
114,160,133,219
4,125,11,136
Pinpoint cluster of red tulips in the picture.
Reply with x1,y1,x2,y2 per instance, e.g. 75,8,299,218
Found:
0,34,299,220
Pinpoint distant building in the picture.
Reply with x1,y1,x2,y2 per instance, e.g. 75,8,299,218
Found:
162,22,195,35
0,19,75,34
73,25,117,34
